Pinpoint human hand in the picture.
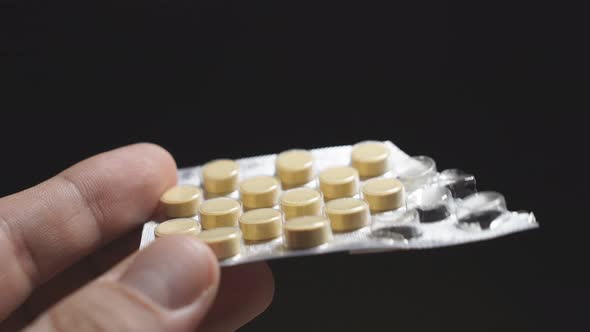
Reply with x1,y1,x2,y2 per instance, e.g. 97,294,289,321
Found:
0,143,274,331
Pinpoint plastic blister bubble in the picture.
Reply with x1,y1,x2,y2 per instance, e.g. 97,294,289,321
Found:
456,192,509,231
408,185,455,223
370,208,421,242
436,169,477,198
396,156,437,192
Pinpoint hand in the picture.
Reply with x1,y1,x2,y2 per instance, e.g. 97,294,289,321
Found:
0,144,274,331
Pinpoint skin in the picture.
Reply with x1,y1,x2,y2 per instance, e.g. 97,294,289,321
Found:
0,143,274,331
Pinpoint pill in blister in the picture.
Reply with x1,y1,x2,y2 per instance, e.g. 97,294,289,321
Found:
160,185,203,218
239,208,283,241
362,178,405,213
319,166,359,201
202,159,239,195
325,198,370,232
239,176,280,210
351,141,390,178
199,197,242,229
197,227,242,259
154,218,201,237
280,187,323,220
276,149,315,188
284,215,332,249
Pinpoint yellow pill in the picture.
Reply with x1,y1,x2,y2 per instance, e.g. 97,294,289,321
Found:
239,208,283,241
239,176,280,210
276,149,315,188
280,188,323,220
362,178,405,213
202,159,239,195
319,166,359,201
160,185,203,218
155,218,201,237
197,227,241,260
284,216,332,250
325,198,370,232
351,141,390,178
199,197,242,229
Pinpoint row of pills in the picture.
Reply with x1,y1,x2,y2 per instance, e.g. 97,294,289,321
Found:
155,142,406,259
159,176,405,219
200,141,392,197
158,193,373,234
154,201,368,259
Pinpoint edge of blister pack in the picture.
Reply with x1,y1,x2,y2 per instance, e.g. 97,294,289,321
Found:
140,141,539,267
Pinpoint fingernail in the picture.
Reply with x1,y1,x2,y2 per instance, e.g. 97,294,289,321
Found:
120,236,218,309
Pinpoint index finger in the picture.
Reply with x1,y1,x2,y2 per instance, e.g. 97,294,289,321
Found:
0,143,177,321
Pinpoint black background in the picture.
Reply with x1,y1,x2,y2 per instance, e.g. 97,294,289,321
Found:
2,0,589,331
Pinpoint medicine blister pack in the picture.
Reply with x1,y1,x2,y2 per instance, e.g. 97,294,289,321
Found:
140,141,538,266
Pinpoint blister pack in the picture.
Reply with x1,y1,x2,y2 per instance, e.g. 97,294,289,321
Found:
140,141,538,266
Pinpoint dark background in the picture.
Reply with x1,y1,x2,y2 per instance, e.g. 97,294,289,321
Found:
2,0,588,331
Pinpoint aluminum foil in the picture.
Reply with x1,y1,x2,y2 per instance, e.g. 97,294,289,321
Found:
140,141,538,266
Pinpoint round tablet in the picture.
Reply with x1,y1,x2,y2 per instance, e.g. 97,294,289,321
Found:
362,178,405,213
239,176,280,210
319,166,359,201
325,198,370,232
155,218,202,238
199,197,242,229
276,149,315,188
351,142,390,178
202,159,239,195
197,227,241,260
280,188,323,220
239,208,283,241
284,216,332,249
160,185,203,218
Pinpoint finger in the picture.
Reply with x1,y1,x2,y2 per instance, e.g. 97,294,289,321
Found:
199,263,274,332
0,143,177,320
16,230,143,327
13,239,274,331
25,236,220,332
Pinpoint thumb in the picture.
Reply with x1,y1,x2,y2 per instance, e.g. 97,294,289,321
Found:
25,236,220,332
